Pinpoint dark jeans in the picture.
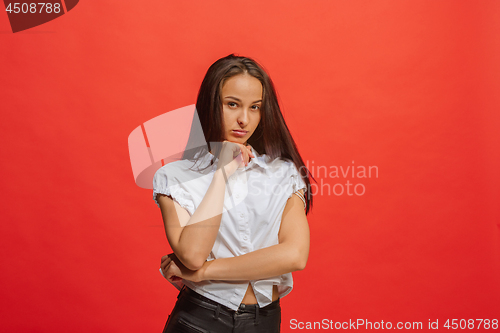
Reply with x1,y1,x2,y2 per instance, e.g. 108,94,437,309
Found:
163,286,281,333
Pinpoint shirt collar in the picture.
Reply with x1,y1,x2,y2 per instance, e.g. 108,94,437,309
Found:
247,146,270,170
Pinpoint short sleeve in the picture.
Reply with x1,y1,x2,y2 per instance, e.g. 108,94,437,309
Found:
153,167,195,216
288,162,307,199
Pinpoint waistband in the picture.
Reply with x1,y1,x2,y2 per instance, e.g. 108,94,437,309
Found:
180,286,280,316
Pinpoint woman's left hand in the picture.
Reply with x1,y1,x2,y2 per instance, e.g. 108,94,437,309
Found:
160,253,203,283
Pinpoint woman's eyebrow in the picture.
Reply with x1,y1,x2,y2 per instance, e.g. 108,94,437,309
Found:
224,96,262,103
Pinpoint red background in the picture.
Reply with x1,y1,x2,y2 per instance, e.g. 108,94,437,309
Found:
1,1,499,332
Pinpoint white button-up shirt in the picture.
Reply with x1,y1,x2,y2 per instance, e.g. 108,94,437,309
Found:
153,147,307,311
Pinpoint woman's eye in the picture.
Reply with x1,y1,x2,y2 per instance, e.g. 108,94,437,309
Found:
252,105,261,110
228,102,238,108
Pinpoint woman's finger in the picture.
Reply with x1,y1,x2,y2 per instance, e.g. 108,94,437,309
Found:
161,260,168,271
246,145,255,158
160,256,172,269
161,256,171,266
234,147,245,167
240,146,248,166
161,261,173,276
243,144,252,165
166,261,181,281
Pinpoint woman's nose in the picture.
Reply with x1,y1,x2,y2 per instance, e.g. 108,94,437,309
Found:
237,109,249,126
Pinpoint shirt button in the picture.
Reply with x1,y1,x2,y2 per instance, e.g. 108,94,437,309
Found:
243,235,248,241
236,194,240,199
240,213,244,218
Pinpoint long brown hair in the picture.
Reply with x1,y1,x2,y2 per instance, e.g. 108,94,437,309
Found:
184,54,315,214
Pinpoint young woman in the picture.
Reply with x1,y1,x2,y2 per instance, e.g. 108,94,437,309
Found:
153,54,314,332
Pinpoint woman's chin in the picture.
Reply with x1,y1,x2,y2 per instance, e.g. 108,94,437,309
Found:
227,137,246,144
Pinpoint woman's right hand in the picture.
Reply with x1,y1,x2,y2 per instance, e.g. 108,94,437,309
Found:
216,141,255,177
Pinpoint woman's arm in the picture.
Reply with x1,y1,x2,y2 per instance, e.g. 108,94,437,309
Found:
161,189,310,282
157,169,225,271
158,142,254,271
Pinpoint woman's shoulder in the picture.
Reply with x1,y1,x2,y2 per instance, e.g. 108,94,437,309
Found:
154,160,186,176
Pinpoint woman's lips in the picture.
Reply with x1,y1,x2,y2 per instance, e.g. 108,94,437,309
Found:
231,130,247,137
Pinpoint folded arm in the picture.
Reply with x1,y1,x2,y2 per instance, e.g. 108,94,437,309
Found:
158,143,254,271
157,168,226,271
161,189,310,282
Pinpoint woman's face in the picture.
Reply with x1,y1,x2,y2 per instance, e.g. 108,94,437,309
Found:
221,74,262,145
